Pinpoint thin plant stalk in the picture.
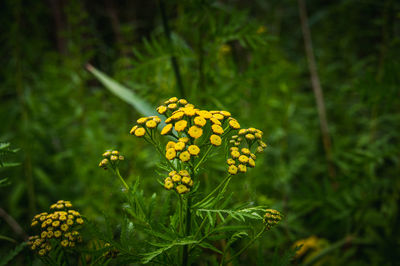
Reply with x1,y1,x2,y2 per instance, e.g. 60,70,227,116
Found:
114,167,129,190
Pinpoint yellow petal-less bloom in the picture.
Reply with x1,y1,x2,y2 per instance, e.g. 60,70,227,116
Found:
172,174,182,182
245,133,255,140
231,150,240,158
161,124,173,135
227,158,236,165
61,224,69,231
31,221,38,227
146,120,157,129
164,181,174,190
228,165,238,175
194,116,206,127
188,145,200,156
166,141,176,150
165,177,172,183
168,97,178,103
255,132,262,139
179,137,189,143
241,148,251,155
211,124,224,135
168,103,177,109
176,184,189,194
67,219,74,226
61,240,69,247
210,134,222,146
213,113,224,120
38,249,46,256
134,127,146,137
129,125,138,135
238,164,247,173
196,110,212,119
179,170,189,176
178,99,188,105
52,221,60,227
137,117,148,124
188,126,203,139
183,107,197,116
157,105,168,114
166,148,176,160
179,151,191,162
250,153,257,160
230,147,239,151
169,170,177,177
258,141,267,148
220,111,231,117
256,146,264,153
229,119,241,129
174,141,186,151
238,129,247,135
76,218,84,225
238,155,249,164
54,231,62,238
175,120,188,132
210,117,221,125
182,176,191,185
248,158,256,167
110,155,118,161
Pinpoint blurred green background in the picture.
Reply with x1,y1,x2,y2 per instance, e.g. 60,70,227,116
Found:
1,0,399,265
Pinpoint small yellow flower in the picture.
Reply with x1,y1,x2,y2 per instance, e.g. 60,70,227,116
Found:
245,133,255,140
211,124,224,135
76,218,84,225
38,249,46,256
182,176,191,185
31,221,38,227
129,125,138,135
54,231,62,238
238,164,247,173
238,129,247,135
166,148,176,160
61,224,69,231
137,117,148,124
164,181,174,190
175,120,188,132
188,145,200,156
250,153,257,160
210,117,221,125
258,141,267,148
111,151,119,155
179,137,189,143
228,165,238,175
47,231,54,238
183,107,197,116
220,111,231,117
229,119,240,129
146,120,157,129
179,170,189,176
176,184,189,194
169,170,177,177
134,127,146,137
161,124,173,135
165,177,172,183
213,113,224,120
168,97,178,103
231,150,240,158
172,174,182,183
196,110,212,119
210,134,222,146
178,99,188,105
238,155,249,164
168,103,177,109
41,231,47,239
166,141,176,150
110,155,118,161
67,219,74,226
255,132,262,139
157,105,168,114
256,146,264,153
227,158,236,165
230,147,239,151
188,126,203,139
174,141,186,151
179,151,191,162
241,148,250,155
61,240,69,247
194,116,206,127
52,221,60,227
248,158,255,167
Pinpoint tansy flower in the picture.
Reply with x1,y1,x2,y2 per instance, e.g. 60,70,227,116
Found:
175,120,187,132
183,107,197,116
258,141,267,148
231,150,240,158
188,145,200,156
166,141,176,150
213,113,224,120
238,129,247,135
182,176,192,185
67,219,74,226
210,134,222,146
110,155,118,161
146,120,157,129
185,103,195,108
76,218,84,225
210,117,221,125
230,147,239,151
245,133,255,140
228,165,238,175
52,221,60,227
166,148,176,160
178,99,188,105
168,103,177,109
256,146,264,153
211,124,224,135
241,148,250,155
61,240,69,247
179,137,189,143
238,155,249,164
179,151,191,162
172,174,182,182
255,132,262,139
238,164,247,173
168,97,178,103
176,184,189,194
250,153,256,160
227,158,235,165
220,111,231,117
248,158,255,167
164,181,174,190
38,249,46,256
194,116,206,127
54,231,61,238
196,110,212,119
165,177,172,183
188,126,203,139
161,124,173,135
137,117,148,124
174,141,186,151
134,127,146,137
61,224,69,231
179,170,189,176
157,105,167,114
229,119,240,129
129,125,138,135
169,170,177,177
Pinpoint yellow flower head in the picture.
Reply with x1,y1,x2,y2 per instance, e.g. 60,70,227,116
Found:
172,174,182,183
161,124,173,135
157,105,168,114
145,120,157,129
169,170,177,177
238,155,249,164
176,184,189,194
210,117,221,125
175,120,188,132
230,150,240,158
238,164,247,173
183,107,197,116
179,151,191,162
182,176,192,185
188,145,200,156
197,110,212,119
137,117,148,124
110,155,118,161
220,111,231,117
61,240,69,247
61,224,69,231
76,218,84,225
134,127,146,137
67,219,74,226
167,103,177,110
241,148,250,155
194,116,206,127
211,124,224,135
238,129,247,135
188,126,203,139
210,134,222,146
178,99,188,105
228,165,238,175
170,111,184,121
54,230,62,238
248,158,256,167
164,181,174,190
179,137,189,143
166,141,176,150
174,141,186,151
213,113,224,120
179,170,189,176
263,209,282,230
52,221,60,227
129,125,138,135
258,141,267,148
256,146,264,153
245,133,255,140
255,132,262,139
166,148,176,160
227,158,236,165
168,97,178,103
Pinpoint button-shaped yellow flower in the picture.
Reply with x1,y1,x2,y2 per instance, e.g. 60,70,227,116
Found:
157,105,167,114
188,145,200,156
179,137,189,143
176,184,189,194
166,141,176,150
227,158,235,165
220,111,231,117
210,134,222,146
174,141,186,151
211,124,224,135
134,127,146,137
241,148,250,155
245,133,255,140
182,176,192,185
166,148,176,160
178,99,188,105
137,117,148,124
196,110,212,119
188,126,203,139
175,120,188,132
179,170,189,176
161,124,173,135
231,150,240,158
210,117,221,125
194,116,206,127
172,174,182,183
129,125,138,135
146,120,157,129
228,165,238,175
248,158,256,167
213,113,224,120
238,155,249,164
168,103,177,109
61,224,69,231
238,164,247,173
179,151,191,162
164,181,174,190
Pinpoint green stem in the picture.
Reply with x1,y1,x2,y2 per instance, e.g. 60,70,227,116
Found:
179,194,184,235
194,144,213,172
223,227,266,265
182,196,192,266
114,168,129,190
193,174,232,208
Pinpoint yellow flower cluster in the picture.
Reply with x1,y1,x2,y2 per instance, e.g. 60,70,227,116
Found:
99,150,124,170
28,200,84,256
163,170,194,194
263,209,282,230
226,127,266,175
130,116,162,137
